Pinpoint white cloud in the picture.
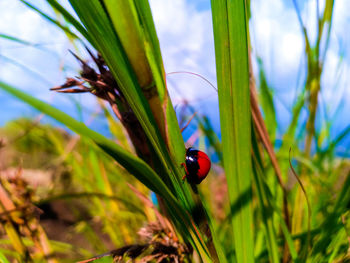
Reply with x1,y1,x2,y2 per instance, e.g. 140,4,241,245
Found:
280,32,303,68
0,1,72,87
251,0,350,129
149,0,217,104
0,1,88,125
250,0,304,87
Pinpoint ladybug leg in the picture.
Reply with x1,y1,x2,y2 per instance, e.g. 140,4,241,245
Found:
180,163,188,181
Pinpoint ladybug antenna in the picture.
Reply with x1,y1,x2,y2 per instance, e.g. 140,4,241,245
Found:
180,111,197,133
167,71,218,92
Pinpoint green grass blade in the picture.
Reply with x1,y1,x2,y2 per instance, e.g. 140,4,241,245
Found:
257,58,277,140
199,190,228,263
0,251,11,263
252,133,279,263
0,34,33,46
327,230,346,263
280,217,299,261
211,0,254,262
102,0,154,89
134,0,166,83
46,0,90,42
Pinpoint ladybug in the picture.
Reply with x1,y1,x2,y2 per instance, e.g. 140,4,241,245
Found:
181,147,211,184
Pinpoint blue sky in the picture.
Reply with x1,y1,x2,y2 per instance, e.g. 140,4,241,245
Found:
0,0,349,152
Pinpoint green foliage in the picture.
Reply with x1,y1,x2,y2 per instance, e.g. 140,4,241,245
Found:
0,0,349,262
256,58,277,141
211,0,254,262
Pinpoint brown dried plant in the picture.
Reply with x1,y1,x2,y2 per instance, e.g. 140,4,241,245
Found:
52,49,153,164
0,168,56,262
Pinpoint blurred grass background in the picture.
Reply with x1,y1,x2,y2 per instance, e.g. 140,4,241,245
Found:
0,0,349,262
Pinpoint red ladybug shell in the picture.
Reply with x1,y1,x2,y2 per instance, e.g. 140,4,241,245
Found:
196,151,211,178
184,147,211,184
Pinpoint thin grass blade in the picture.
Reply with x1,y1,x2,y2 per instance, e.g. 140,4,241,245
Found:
211,0,254,262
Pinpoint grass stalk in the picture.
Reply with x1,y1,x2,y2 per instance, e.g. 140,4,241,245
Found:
211,0,254,262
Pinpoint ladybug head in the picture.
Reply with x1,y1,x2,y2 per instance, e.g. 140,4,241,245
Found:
186,147,197,156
